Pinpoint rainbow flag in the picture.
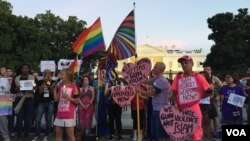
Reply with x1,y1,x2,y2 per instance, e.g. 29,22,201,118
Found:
72,17,106,58
0,95,13,116
69,56,78,74
107,10,135,60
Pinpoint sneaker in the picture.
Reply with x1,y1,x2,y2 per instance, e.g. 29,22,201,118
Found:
108,136,113,141
32,136,40,141
43,136,48,141
132,134,137,141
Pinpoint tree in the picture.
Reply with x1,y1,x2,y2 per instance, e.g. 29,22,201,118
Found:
0,1,106,73
204,8,250,74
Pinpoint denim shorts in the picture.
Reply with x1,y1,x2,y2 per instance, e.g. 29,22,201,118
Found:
151,110,169,140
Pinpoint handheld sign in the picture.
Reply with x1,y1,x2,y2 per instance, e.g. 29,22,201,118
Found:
160,105,199,141
19,80,34,91
111,86,135,108
122,58,151,86
227,93,245,108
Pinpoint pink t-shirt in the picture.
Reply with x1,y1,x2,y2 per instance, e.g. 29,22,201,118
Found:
56,83,77,119
172,73,210,109
172,73,210,140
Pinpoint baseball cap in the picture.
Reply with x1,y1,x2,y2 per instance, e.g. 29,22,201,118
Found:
177,55,193,63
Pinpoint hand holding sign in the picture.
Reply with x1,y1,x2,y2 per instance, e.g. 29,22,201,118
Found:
122,58,151,86
160,105,199,141
111,86,135,108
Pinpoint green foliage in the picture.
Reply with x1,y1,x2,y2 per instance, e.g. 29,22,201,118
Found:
204,8,250,74
0,1,102,73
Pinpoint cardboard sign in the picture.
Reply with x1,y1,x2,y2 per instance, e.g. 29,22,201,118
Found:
227,93,246,108
20,80,35,91
40,60,56,72
178,77,199,104
122,58,151,86
160,105,199,141
0,94,13,116
111,86,135,108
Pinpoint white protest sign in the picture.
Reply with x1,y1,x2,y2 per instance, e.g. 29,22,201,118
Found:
58,59,72,70
20,80,34,91
0,78,9,95
57,59,82,70
227,93,245,108
40,60,56,72
200,97,210,104
178,77,199,104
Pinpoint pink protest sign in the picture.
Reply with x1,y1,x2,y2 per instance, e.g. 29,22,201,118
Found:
122,58,151,86
111,86,135,108
160,105,199,141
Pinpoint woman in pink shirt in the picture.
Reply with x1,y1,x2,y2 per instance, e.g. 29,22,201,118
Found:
53,69,79,141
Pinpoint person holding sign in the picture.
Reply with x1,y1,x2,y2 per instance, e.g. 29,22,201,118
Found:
131,84,147,141
136,62,171,141
53,68,79,141
219,72,245,125
171,55,213,141
10,63,36,140
32,69,56,141
104,75,126,141
0,71,11,141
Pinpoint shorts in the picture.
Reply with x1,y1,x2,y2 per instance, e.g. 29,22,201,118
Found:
54,118,76,127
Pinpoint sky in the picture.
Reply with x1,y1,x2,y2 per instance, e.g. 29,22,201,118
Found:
7,0,250,54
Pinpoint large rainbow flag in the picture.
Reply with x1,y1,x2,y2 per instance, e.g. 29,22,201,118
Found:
72,17,105,58
107,10,136,60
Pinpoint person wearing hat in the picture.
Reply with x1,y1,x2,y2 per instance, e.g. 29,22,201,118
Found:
171,55,213,141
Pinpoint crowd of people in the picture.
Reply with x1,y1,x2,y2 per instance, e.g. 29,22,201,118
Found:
0,55,250,141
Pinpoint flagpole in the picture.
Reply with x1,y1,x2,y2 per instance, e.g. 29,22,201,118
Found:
133,2,141,141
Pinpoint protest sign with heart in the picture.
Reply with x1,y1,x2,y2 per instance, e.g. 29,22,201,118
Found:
160,105,199,141
111,85,135,108
122,58,151,86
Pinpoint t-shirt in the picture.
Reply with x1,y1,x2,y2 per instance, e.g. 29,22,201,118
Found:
56,83,77,119
37,79,55,102
172,73,210,109
219,85,245,121
151,76,171,111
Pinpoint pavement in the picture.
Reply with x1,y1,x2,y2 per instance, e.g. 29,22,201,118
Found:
10,104,138,141
8,104,249,141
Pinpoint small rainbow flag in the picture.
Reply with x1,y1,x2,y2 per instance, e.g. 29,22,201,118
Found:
69,56,78,74
107,10,135,60
72,18,106,58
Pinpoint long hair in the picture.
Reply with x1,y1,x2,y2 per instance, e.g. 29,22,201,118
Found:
62,68,74,82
